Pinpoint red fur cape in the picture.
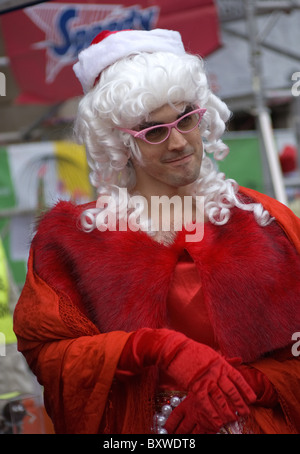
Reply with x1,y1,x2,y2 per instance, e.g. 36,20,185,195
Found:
14,187,300,433
31,189,300,363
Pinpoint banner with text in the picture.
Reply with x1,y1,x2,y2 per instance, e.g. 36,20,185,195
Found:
0,0,220,103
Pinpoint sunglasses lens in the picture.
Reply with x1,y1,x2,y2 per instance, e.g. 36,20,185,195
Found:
177,112,200,132
145,126,169,144
139,109,204,144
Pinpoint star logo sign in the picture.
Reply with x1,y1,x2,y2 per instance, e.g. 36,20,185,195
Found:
24,3,159,84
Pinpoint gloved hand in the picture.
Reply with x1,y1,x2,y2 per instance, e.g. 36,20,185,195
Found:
117,328,257,433
164,391,233,434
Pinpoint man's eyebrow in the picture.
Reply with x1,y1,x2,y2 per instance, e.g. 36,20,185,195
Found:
138,120,162,130
138,105,194,130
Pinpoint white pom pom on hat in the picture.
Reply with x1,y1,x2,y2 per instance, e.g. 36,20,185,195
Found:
73,28,186,94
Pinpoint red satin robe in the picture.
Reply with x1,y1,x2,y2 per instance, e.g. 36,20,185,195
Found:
13,187,300,433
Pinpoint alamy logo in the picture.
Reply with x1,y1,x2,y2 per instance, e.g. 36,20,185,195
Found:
291,72,300,96
291,332,300,357
24,3,159,83
0,332,6,356
90,188,205,243
0,72,6,96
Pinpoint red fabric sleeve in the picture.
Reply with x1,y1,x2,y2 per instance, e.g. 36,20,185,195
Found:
248,351,300,433
237,365,278,408
13,251,132,434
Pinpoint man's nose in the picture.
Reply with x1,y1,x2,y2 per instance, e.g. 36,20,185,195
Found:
167,127,188,151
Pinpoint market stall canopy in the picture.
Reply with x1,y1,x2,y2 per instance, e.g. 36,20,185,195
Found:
0,0,221,104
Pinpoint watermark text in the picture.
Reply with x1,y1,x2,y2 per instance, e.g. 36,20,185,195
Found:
0,72,6,96
291,332,300,357
92,188,205,242
0,332,6,356
291,72,300,97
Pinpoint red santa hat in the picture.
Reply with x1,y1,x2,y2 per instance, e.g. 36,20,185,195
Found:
73,28,186,94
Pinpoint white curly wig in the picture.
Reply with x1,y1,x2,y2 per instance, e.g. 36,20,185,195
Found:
74,50,272,232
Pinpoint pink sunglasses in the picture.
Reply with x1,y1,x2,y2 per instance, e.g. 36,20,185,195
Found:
118,106,207,145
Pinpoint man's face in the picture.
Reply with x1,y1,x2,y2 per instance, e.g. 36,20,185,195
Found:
131,103,204,197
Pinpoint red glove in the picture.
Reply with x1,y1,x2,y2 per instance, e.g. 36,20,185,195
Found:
117,328,256,434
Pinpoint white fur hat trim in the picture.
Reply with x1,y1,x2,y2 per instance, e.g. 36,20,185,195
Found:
73,28,186,94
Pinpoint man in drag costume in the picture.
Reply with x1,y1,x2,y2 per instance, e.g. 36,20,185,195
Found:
14,29,300,434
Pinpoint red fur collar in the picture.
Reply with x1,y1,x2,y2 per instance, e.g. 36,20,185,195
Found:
33,200,300,362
